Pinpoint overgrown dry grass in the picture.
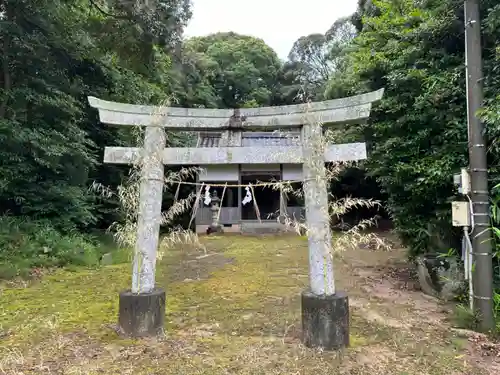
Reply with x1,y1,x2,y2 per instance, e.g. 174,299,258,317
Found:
1,234,498,374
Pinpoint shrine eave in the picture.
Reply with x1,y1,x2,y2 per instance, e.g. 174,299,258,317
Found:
87,89,384,131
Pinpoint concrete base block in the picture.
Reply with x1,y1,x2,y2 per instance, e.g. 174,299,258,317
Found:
301,289,349,350
118,288,166,337
207,224,224,235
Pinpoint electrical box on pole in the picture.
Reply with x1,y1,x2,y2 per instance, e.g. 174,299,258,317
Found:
461,168,471,195
453,168,471,195
451,201,471,227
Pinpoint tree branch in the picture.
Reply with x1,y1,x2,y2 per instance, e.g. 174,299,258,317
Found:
88,0,129,20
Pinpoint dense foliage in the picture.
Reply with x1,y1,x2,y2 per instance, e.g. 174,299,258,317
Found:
0,0,185,231
182,32,282,108
324,0,500,258
2,0,500,282
0,216,102,279
0,0,309,277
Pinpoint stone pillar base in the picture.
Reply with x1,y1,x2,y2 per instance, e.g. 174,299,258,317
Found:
207,225,224,235
118,288,166,337
301,289,349,350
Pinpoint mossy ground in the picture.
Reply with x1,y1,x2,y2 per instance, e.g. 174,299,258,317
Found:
1,234,498,374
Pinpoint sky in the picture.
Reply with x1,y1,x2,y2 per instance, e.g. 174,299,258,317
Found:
184,0,358,60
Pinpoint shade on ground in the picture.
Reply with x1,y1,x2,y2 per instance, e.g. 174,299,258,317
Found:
0,234,498,374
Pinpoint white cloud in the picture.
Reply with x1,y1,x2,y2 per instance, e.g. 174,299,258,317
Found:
184,0,358,59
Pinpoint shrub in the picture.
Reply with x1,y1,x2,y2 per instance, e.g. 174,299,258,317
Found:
0,216,102,279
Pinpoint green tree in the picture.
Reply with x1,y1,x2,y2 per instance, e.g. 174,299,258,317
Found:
0,0,98,229
273,61,306,105
288,17,357,100
0,0,191,230
184,32,282,108
90,0,191,69
324,0,500,256
167,47,221,108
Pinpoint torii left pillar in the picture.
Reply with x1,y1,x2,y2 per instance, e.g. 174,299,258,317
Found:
118,125,166,337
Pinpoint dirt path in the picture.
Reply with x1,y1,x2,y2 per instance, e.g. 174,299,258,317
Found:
340,245,500,374
1,234,499,374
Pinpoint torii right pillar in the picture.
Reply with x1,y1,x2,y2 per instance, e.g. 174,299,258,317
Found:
301,119,348,350
300,90,384,350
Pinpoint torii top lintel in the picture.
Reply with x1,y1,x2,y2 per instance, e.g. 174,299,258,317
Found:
87,89,384,131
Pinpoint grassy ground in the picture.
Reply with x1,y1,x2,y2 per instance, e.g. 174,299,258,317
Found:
1,234,499,374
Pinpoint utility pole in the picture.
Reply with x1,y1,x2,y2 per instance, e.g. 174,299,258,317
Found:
464,0,495,331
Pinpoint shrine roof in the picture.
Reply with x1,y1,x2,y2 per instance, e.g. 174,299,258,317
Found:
197,132,301,148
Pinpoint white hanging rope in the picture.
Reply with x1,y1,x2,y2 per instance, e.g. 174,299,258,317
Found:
168,179,309,188
242,184,253,205
203,185,212,206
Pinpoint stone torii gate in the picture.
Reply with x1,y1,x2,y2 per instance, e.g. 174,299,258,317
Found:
88,89,384,348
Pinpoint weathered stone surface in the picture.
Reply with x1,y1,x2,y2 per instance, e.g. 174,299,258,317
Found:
88,89,384,130
104,143,367,165
301,290,350,350
92,104,372,129
416,254,464,301
100,253,113,265
104,147,140,164
88,89,383,118
324,143,367,163
118,288,166,337
302,123,335,295
132,126,165,293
